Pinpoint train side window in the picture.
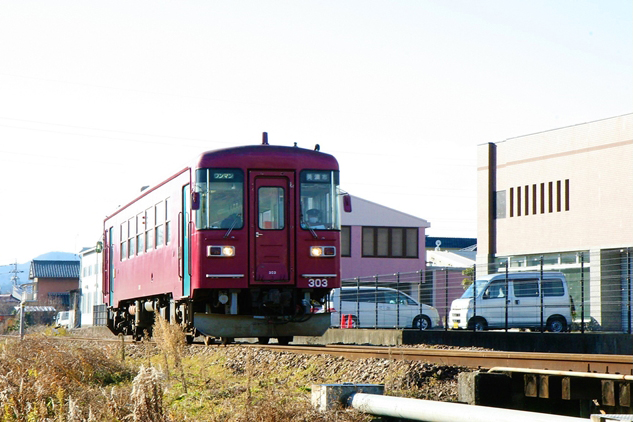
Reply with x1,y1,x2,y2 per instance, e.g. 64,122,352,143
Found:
136,213,144,255
155,200,164,248
128,217,135,259
120,221,128,261
258,187,285,230
145,207,154,252
165,197,171,245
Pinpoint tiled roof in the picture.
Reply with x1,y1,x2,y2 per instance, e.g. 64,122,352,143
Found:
29,260,80,279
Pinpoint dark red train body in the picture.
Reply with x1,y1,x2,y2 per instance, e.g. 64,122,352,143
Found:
103,140,345,344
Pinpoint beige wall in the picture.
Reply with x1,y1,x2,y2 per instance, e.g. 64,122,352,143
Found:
478,114,633,259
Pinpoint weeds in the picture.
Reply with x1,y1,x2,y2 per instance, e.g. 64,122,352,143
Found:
152,312,187,394
131,365,166,422
0,325,462,421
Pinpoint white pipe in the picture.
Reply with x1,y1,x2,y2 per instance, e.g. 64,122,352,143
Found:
489,367,633,381
349,393,589,422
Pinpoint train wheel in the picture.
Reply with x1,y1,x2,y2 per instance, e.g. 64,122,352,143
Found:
204,336,214,346
133,327,144,342
185,335,195,344
277,336,292,345
257,337,270,344
220,337,234,345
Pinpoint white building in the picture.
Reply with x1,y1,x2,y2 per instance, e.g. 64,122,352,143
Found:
477,113,633,331
79,245,104,327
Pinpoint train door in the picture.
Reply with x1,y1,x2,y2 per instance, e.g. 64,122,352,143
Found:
181,184,191,297
250,171,294,284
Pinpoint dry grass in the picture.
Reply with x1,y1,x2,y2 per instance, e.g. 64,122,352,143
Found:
0,335,134,421
0,322,462,421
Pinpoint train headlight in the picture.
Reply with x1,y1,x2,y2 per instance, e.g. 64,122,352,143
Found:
208,245,236,257
310,246,336,257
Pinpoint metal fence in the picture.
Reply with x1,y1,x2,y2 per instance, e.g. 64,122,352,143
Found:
329,250,633,334
92,304,107,327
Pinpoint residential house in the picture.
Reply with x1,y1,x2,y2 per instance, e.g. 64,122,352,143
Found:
29,259,80,312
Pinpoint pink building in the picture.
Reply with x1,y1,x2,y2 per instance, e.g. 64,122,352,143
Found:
340,196,430,279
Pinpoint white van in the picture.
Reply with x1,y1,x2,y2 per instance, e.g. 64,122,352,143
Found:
448,272,573,332
328,286,440,330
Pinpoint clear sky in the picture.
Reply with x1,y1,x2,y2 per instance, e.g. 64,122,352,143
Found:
0,0,631,265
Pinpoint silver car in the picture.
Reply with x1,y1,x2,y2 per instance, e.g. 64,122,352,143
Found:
328,286,440,330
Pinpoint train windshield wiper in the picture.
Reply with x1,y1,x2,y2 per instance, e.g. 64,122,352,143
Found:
223,214,241,238
300,210,317,239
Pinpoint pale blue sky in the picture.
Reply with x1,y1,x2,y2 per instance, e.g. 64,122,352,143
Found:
0,0,631,264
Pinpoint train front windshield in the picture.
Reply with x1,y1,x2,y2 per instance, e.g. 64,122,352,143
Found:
195,169,244,230
300,170,341,231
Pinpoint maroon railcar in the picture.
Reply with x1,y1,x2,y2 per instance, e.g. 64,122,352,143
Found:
103,137,346,344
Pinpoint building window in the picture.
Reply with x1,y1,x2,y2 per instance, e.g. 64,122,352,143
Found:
565,179,570,211
361,226,418,258
509,180,570,217
548,182,554,213
495,191,506,219
341,226,351,257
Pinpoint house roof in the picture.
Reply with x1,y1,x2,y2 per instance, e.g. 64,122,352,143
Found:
29,260,80,280
426,250,475,268
0,294,19,303
341,195,430,228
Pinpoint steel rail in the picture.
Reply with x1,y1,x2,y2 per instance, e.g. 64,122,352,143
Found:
6,334,632,375
256,344,633,375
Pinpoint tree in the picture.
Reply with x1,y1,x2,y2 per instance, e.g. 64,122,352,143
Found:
461,267,475,290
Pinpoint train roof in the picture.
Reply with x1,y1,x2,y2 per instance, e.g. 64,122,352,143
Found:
103,143,339,223
195,144,339,170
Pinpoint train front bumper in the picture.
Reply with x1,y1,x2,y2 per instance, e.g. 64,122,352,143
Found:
194,312,332,338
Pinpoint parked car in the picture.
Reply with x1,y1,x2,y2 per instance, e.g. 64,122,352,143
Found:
448,271,573,332
327,286,440,330
55,311,74,329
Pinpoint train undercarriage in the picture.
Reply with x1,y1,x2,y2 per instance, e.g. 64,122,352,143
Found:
106,287,332,345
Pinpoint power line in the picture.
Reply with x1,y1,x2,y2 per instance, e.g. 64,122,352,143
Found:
0,116,229,146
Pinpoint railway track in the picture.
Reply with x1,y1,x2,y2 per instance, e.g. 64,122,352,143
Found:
257,344,633,375
5,334,632,375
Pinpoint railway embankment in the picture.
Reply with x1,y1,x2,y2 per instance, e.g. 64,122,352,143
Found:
299,328,633,355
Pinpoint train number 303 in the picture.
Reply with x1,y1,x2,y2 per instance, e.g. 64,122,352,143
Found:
307,278,328,287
